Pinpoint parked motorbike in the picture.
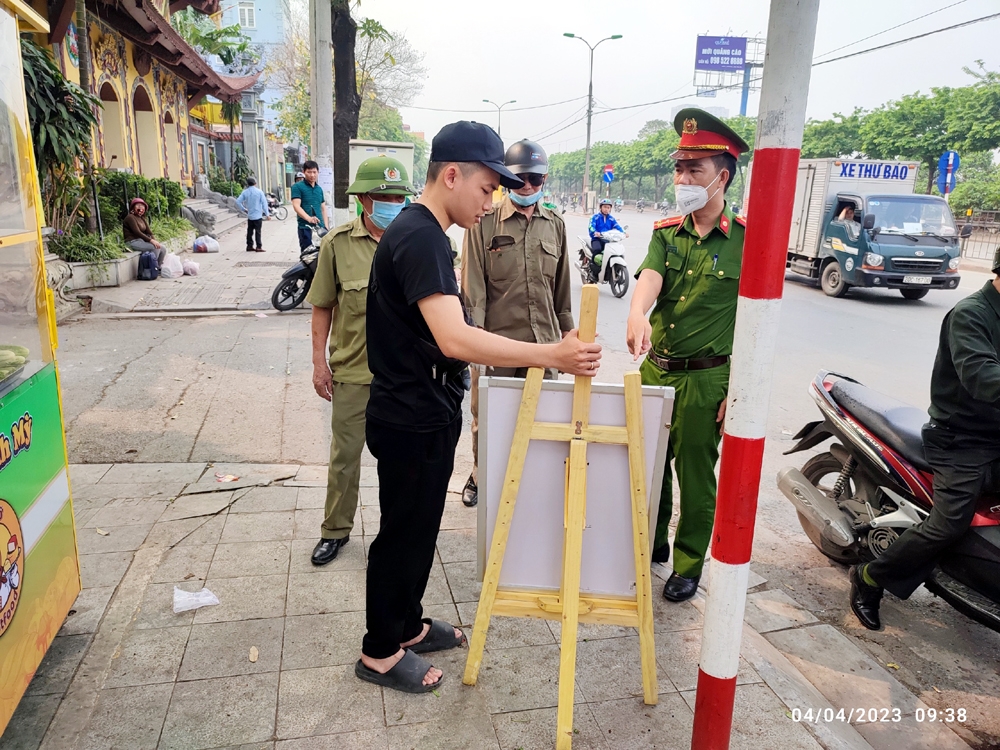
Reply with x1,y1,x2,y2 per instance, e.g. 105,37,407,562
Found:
576,228,630,298
636,199,645,213
266,192,288,221
777,370,1000,632
271,226,327,311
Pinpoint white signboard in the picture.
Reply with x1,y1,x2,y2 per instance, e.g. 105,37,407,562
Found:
478,378,673,598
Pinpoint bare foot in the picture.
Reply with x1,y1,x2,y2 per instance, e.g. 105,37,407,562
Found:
400,622,463,648
360,648,442,686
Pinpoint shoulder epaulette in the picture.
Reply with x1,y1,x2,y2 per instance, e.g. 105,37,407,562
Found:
734,214,747,227
653,216,684,231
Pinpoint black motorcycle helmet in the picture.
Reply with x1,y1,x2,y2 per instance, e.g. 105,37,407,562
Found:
994,245,1000,276
504,139,548,175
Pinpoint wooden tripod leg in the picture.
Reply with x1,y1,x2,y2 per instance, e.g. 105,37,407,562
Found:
624,372,658,705
463,367,544,686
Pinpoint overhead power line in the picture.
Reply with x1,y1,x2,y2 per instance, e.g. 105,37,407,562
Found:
402,95,586,114
814,0,969,59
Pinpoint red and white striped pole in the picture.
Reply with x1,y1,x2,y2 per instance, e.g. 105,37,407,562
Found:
691,1,820,748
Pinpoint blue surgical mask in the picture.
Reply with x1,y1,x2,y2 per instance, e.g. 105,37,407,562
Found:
368,199,404,229
509,189,544,207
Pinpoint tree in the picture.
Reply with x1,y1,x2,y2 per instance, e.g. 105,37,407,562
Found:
274,80,310,144
220,100,242,179
404,133,429,185
950,62,1000,155
331,0,362,209
637,119,670,140
171,8,259,74
801,109,865,159
355,19,426,109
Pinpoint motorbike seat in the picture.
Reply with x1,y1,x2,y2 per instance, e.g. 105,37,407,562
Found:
830,379,933,472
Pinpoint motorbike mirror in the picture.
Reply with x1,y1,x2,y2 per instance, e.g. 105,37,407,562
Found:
960,223,973,238
862,213,876,230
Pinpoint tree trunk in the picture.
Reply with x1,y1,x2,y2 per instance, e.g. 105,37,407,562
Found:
926,159,935,195
76,0,97,232
331,0,360,210
229,119,235,183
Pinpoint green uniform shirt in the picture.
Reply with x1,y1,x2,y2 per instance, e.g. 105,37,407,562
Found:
928,280,1000,437
305,215,377,384
291,180,326,229
636,202,744,360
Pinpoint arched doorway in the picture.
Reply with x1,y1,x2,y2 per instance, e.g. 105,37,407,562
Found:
132,85,162,178
162,111,182,181
99,83,127,169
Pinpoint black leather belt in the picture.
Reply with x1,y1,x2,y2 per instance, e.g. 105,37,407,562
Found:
646,351,730,372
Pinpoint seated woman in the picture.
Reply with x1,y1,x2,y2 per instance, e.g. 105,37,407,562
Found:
122,198,165,263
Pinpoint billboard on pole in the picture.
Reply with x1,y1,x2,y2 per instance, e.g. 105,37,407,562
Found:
695,36,747,73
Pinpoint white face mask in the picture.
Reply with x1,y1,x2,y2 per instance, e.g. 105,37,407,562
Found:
675,172,723,214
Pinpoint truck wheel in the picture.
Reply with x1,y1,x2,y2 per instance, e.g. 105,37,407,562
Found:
820,260,850,298
900,288,929,301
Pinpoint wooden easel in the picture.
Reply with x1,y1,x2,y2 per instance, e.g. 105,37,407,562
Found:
463,285,657,750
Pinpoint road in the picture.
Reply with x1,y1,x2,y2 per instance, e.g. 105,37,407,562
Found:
57,205,1000,747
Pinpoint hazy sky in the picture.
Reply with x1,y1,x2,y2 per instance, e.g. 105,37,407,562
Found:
354,0,1000,155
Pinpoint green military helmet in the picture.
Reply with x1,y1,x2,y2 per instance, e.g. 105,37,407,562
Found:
347,155,415,196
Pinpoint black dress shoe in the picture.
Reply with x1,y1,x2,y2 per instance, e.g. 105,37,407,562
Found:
650,544,671,563
462,475,478,508
662,572,700,602
311,536,349,566
849,564,883,630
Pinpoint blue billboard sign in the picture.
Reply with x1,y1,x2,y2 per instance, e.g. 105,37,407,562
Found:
695,36,747,73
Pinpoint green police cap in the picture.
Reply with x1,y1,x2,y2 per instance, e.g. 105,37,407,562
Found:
347,155,415,196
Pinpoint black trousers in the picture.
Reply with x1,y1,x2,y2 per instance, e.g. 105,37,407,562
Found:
867,424,1000,599
362,416,462,659
246,218,262,249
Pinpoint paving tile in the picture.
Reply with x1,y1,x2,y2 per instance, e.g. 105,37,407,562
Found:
193,575,288,624
78,683,173,750
135,582,196,630
83,498,169,528
59,586,115,636
359,486,379,506
104,625,190,688
381,647,482,726
78,551,134,589
75,523,152,555
575,635,668,703
479,643,586,714
0,693,61,750
588,692,693,750
23,634,91,697
359,467,378,489
288,537,366,574
436,528,476,564
421,561,454,606
160,673,279,749
360,506,381,536
292,509,324,540
100,462,206,485
549,619,637,642
285,570,366,616
651,594,705,634
443,561,480,604
275,730,388,750
853,711,971,750
456,602,556,650
220,511,295,544
230,486,300,514
179,618,284,680
275,665,383,739
492,704,609,750
439,501,476,531
295,488,326,510
655,627,762,692
159,493,236,522
280,612,366,670
293,465,328,483
209,540,291,579
744,589,820,634
68,463,113,484
145,515,226,548
71,482,188,504
679,683,823,750
151,544,216,584
205,463,297,485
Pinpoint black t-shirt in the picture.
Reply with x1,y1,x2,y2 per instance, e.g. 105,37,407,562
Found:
366,203,467,431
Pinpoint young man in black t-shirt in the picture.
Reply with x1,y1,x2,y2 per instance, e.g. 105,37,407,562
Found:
358,121,603,693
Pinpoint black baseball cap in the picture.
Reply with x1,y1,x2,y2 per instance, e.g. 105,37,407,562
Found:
430,121,525,189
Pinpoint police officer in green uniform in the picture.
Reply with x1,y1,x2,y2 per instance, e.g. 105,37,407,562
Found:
306,155,414,565
625,109,749,602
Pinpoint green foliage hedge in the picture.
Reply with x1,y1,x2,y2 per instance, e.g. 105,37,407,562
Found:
50,229,125,264
99,172,185,228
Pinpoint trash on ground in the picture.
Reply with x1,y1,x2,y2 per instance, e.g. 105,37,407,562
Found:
95,528,109,536
173,586,220,613
215,472,240,482
249,646,259,663
192,235,220,253
255,313,268,318
160,253,184,279
182,259,200,276
886,662,900,670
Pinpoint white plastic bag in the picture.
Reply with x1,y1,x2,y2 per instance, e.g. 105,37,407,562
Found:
160,252,184,279
173,586,219,613
193,235,220,253
182,259,200,276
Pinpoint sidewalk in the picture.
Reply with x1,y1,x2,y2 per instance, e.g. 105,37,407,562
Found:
0,462,972,750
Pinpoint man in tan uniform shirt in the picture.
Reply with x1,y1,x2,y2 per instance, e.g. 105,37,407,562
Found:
460,139,574,507
306,155,414,565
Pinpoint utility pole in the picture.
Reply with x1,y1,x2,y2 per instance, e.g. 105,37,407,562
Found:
564,32,621,212
309,0,334,209
482,99,516,139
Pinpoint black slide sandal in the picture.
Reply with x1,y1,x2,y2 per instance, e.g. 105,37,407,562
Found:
407,618,466,654
355,650,442,693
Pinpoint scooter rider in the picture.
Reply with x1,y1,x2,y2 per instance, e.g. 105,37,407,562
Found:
850,249,1000,630
589,199,624,279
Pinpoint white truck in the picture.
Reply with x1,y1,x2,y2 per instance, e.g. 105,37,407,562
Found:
785,158,967,299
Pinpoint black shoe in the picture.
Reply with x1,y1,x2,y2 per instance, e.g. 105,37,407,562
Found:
462,475,478,508
311,536,349,566
849,564,883,630
662,572,700,602
650,544,671,563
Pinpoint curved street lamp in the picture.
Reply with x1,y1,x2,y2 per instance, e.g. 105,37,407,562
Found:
563,33,622,208
483,99,517,138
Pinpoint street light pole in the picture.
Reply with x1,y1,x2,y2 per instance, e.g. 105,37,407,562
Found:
483,99,516,139
564,32,622,212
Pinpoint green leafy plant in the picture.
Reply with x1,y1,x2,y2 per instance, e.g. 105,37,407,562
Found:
150,216,194,242
99,172,184,229
231,147,251,185
207,166,243,197
51,228,124,263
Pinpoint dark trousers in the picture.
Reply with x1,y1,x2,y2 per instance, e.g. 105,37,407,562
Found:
362,417,462,659
246,218,262,250
867,425,1000,599
298,226,314,251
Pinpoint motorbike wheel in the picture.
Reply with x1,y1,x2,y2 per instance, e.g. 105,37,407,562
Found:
900,288,929,301
609,265,630,298
820,260,850,298
272,275,309,311
798,452,862,565
273,206,288,221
